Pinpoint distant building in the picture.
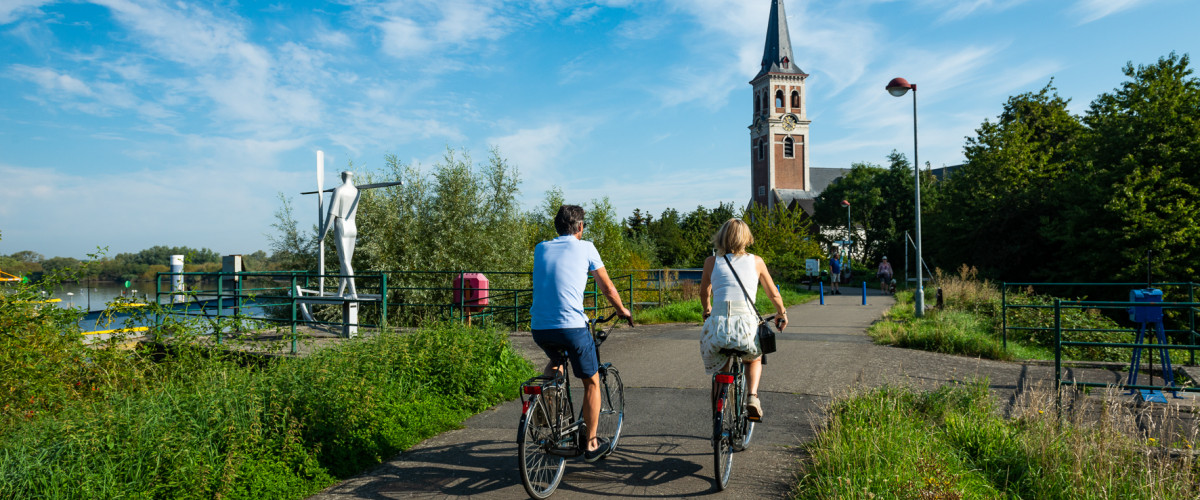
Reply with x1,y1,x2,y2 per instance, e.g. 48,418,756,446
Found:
748,0,850,213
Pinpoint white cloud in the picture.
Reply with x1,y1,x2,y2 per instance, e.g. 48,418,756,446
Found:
565,6,601,25
488,123,572,192
372,0,510,59
1069,0,1148,24
0,0,49,24
10,65,93,96
917,0,1031,23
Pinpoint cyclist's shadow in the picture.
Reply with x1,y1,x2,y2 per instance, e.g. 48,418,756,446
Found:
314,432,715,498
544,433,716,498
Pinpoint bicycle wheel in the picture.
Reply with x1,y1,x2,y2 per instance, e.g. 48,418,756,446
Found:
596,365,625,457
733,372,754,451
713,383,734,490
518,394,565,499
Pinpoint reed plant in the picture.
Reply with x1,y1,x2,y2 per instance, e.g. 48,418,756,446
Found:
795,380,1200,499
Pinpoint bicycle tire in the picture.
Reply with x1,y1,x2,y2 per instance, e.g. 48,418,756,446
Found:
713,383,734,490
518,394,565,499
596,365,625,458
733,372,754,451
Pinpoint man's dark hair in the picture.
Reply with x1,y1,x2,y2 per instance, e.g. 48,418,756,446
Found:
554,205,586,236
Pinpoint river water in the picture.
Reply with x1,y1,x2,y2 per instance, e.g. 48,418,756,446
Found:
45,282,159,312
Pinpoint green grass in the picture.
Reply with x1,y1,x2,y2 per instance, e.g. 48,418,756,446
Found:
0,323,537,499
869,288,1132,363
633,283,818,324
794,381,1200,499
869,291,1013,361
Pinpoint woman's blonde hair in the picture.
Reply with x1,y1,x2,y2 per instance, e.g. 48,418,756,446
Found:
712,218,754,255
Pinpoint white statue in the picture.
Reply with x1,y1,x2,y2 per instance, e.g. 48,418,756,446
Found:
320,171,360,297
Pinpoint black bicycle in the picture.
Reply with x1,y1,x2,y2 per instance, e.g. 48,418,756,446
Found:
712,318,772,490
517,313,628,499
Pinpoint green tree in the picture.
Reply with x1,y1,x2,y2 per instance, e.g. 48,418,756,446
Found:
267,193,317,272
1061,53,1200,283
741,203,821,282
927,82,1084,281
646,208,687,267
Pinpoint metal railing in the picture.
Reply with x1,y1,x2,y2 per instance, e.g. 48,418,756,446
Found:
1051,298,1200,396
151,269,636,354
1000,282,1199,362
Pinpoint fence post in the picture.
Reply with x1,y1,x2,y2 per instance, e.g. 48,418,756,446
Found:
628,274,634,319
1001,283,1007,351
658,271,664,307
1190,283,1196,366
290,274,298,355
215,271,223,345
1054,299,1062,419
380,273,388,330
819,281,824,305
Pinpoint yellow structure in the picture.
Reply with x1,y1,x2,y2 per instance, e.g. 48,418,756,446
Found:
0,269,20,282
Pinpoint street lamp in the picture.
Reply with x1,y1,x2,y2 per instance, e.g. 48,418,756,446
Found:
840,199,851,282
886,77,925,317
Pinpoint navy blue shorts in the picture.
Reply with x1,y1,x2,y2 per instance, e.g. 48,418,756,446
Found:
532,327,599,379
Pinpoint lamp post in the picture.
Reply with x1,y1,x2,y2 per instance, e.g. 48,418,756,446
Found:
886,77,925,317
841,199,851,282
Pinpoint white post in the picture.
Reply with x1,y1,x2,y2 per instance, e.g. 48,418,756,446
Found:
317,150,326,296
170,254,184,303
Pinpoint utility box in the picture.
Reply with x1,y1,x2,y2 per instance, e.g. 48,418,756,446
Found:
453,273,489,313
1129,288,1163,323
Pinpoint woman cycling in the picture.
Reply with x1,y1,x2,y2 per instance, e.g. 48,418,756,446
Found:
699,218,788,420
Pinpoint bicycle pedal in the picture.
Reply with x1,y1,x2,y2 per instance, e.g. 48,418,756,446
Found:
747,415,762,422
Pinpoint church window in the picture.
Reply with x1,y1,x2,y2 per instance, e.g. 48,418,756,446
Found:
754,93,760,114
758,186,766,197
761,92,769,113
775,89,784,108
783,137,794,158
791,90,800,108
757,139,765,160
781,57,789,69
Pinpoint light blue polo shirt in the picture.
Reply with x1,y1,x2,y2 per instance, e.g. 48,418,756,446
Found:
531,235,604,330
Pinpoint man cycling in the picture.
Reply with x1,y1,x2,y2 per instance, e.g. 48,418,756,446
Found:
530,205,632,462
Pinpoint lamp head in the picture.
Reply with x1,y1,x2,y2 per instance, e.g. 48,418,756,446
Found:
886,77,913,97
841,199,850,208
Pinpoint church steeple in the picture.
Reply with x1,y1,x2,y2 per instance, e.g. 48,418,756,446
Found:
749,0,810,210
756,0,804,80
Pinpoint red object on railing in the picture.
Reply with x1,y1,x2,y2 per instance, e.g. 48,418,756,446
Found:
453,272,489,313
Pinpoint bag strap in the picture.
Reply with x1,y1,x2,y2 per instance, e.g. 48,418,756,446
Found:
722,254,764,323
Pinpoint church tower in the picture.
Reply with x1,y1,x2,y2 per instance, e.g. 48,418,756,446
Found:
749,0,810,209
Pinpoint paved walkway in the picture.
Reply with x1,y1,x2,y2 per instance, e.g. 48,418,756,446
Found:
307,290,1136,499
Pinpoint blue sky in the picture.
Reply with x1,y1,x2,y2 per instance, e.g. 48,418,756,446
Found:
0,0,1196,260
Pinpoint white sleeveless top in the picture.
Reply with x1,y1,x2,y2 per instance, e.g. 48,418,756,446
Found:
711,253,759,304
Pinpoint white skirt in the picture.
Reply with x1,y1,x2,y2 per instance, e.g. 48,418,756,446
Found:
700,300,762,375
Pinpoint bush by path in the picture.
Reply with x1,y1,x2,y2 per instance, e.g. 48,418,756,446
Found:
0,323,536,499
869,266,1131,362
795,381,1200,499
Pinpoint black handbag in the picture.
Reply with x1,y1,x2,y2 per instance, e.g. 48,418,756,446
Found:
722,254,778,355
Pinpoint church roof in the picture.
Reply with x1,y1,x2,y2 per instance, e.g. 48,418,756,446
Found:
754,0,806,80
747,168,852,215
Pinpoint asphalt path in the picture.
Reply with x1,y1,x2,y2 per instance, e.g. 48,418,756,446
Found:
310,289,910,499
310,288,1161,499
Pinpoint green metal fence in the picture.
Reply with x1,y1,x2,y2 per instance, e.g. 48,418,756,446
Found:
1051,298,1200,396
154,269,635,354
1000,282,1199,362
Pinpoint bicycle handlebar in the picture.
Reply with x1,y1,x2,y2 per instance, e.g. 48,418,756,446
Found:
592,312,634,328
